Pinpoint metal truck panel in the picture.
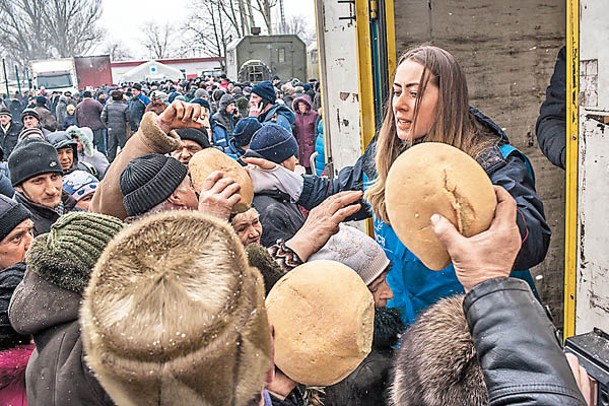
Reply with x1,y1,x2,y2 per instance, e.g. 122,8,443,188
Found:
74,55,113,88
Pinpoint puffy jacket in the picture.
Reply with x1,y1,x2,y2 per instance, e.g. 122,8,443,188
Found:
1,121,22,158
76,98,105,130
9,270,113,406
101,100,130,140
292,96,318,169
253,190,305,247
314,117,325,176
212,122,230,148
465,278,586,405
297,108,550,324
128,94,150,131
536,46,566,169
212,94,238,137
259,104,296,132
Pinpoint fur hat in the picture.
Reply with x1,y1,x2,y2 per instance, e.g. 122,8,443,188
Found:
8,140,63,186
175,128,211,150
309,224,390,285
233,117,262,147
248,123,297,164
120,154,188,217
81,211,271,405
26,212,124,294
0,195,31,242
391,295,487,406
63,170,99,202
251,81,276,103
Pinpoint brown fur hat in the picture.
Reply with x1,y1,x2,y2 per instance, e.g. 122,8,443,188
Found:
390,295,488,406
81,211,271,406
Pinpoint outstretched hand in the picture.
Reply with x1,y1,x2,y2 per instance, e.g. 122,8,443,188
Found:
285,190,363,262
430,186,521,292
197,171,241,221
156,101,208,134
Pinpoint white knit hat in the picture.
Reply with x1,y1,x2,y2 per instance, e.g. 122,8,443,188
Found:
309,224,390,285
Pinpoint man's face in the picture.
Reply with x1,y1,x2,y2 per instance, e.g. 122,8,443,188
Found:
171,140,203,165
23,115,39,128
250,93,262,107
75,193,94,211
132,88,141,97
0,115,11,125
178,176,199,210
369,271,393,308
58,147,74,170
0,219,34,270
231,208,263,246
17,173,63,208
72,137,83,152
226,102,236,115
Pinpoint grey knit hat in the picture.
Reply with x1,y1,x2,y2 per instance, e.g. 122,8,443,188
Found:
0,195,31,241
308,224,390,285
120,154,188,217
26,212,125,294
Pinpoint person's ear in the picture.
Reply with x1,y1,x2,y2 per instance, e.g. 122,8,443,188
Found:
166,188,185,207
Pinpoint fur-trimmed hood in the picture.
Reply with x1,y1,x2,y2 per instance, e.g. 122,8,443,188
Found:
81,211,271,406
66,125,94,157
391,295,487,406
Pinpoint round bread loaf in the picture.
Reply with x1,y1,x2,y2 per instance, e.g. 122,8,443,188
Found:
385,142,497,270
188,148,254,213
266,260,374,386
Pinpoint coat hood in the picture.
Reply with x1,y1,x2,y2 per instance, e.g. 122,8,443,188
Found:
66,125,94,157
218,94,236,113
263,103,296,125
292,95,312,113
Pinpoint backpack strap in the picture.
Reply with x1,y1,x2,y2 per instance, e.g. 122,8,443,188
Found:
499,143,536,184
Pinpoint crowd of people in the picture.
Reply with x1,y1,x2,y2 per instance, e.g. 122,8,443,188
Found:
0,44,592,406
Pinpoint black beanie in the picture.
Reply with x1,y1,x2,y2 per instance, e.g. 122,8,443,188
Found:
0,195,31,241
120,154,188,217
8,140,63,186
176,128,211,149
249,123,298,164
251,81,276,104
233,117,262,147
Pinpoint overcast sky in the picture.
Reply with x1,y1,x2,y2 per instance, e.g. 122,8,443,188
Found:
98,0,316,59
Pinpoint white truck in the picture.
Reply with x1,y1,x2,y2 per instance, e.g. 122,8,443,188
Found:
29,58,78,94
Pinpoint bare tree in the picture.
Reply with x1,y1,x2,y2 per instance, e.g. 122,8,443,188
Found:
103,40,133,61
279,15,316,46
0,0,103,65
141,21,175,59
186,0,235,68
251,0,278,34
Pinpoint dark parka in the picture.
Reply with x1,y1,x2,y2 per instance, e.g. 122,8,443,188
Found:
212,94,238,138
101,99,131,160
76,98,105,131
253,190,305,247
536,46,566,169
9,269,114,406
0,121,22,158
13,191,82,237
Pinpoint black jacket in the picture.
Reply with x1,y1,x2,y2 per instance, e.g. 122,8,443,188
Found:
0,263,29,352
297,109,551,271
1,121,22,159
101,100,130,139
465,278,585,405
13,191,82,236
536,46,566,169
253,190,305,247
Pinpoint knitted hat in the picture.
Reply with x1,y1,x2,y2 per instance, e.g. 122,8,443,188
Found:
132,83,142,91
233,117,262,147
309,224,390,285
63,170,99,202
248,123,298,164
251,81,276,103
26,212,124,294
120,154,188,217
81,211,271,405
176,128,211,149
0,108,11,118
20,108,40,123
0,195,31,242
17,128,45,143
8,140,63,186
35,96,47,106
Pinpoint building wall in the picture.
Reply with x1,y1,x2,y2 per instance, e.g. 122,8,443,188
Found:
393,0,566,326
235,35,307,82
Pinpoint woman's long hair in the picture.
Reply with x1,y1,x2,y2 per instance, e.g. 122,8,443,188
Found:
366,45,498,223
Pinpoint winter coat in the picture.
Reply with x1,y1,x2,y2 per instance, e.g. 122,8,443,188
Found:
465,278,586,405
292,96,318,169
259,104,296,132
314,118,325,176
34,106,58,131
76,98,105,131
55,96,73,126
253,190,305,247
536,46,566,169
212,122,230,149
9,100,23,123
225,139,247,163
69,127,110,179
61,114,78,130
90,112,182,220
13,191,82,237
212,95,238,138
1,121,22,158
101,100,130,141
324,307,403,406
128,94,150,131
296,108,551,325
9,269,114,406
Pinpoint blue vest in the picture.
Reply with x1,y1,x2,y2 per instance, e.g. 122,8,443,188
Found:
369,144,539,325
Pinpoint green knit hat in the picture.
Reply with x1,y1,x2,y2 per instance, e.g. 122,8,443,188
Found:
26,212,125,294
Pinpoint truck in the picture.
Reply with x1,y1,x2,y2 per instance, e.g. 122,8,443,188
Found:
29,55,113,93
